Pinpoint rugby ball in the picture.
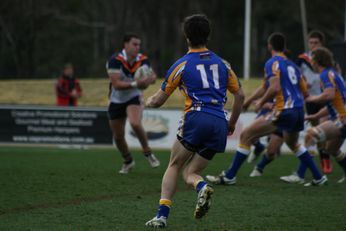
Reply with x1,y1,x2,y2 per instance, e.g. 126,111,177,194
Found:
134,65,152,80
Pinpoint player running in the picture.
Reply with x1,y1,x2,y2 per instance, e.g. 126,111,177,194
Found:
242,91,284,177
303,47,346,184
145,14,244,228
106,33,160,174
206,32,327,186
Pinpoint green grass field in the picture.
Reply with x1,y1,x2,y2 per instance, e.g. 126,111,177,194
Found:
0,146,345,231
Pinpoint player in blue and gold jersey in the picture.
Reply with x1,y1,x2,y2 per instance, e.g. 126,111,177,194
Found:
207,32,327,186
145,14,244,228
304,47,346,184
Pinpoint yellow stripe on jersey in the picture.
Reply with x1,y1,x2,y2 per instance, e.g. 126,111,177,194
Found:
163,61,187,95
227,69,240,93
327,71,336,88
271,61,285,110
299,77,309,98
328,71,346,116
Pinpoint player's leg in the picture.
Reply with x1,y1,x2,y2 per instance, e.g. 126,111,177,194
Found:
109,118,135,174
109,118,129,157
307,103,332,173
251,132,283,177
284,132,326,185
146,139,194,228
207,117,276,184
248,138,266,163
320,121,346,180
127,102,160,167
182,153,214,219
108,101,135,173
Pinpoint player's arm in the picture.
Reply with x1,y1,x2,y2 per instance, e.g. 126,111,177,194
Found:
299,76,309,98
146,90,169,108
108,72,149,90
305,106,329,121
106,58,148,90
305,88,335,104
306,72,335,104
146,60,185,108
229,89,245,134
242,83,266,111
255,77,280,111
227,69,245,134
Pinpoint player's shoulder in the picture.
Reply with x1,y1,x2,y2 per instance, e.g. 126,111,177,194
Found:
107,52,122,64
264,56,277,68
286,58,300,69
170,54,190,69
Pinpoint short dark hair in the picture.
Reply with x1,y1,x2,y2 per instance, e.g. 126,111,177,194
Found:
123,33,140,44
312,47,334,68
183,14,210,47
268,32,286,52
308,30,325,44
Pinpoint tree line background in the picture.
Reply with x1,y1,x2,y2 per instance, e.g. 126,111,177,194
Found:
0,0,345,79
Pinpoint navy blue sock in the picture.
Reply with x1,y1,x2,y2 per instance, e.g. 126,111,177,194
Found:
157,205,170,218
195,181,207,193
296,160,308,178
254,141,265,155
298,151,322,180
225,150,248,179
256,155,273,171
157,199,172,218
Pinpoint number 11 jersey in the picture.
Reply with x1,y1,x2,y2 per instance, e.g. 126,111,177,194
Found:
161,48,241,120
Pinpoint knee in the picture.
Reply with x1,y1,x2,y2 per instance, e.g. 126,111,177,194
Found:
130,121,142,130
267,147,277,158
240,129,251,144
182,167,189,182
305,127,322,146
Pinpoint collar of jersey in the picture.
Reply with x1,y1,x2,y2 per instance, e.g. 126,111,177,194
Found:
188,47,209,53
273,52,287,58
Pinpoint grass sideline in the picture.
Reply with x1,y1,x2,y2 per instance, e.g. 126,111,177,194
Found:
0,78,262,109
0,146,345,230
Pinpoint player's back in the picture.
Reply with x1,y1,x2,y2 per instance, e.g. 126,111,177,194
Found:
179,49,239,119
321,67,346,117
265,55,305,111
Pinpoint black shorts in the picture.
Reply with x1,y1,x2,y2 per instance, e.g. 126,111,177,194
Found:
108,96,141,120
305,102,323,115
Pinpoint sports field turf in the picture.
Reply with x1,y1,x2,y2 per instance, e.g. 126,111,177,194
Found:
0,146,345,231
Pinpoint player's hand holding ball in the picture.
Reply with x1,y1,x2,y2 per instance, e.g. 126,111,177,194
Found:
134,65,156,90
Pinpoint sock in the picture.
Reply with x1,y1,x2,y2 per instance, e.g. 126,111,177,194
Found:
296,146,322,180
225,144,250,179
123,153,133,164
254,140,265,155
194,180,207,193
296,160,307,178
143,151,152,157
256,154,273,172
156,199,172,218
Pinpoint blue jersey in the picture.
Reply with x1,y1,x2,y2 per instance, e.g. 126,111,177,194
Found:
320,68,346,118
264,53,308,111
161,48,241,119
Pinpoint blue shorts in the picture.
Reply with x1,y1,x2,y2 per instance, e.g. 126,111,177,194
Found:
270,108,305,133
177,111,228,160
